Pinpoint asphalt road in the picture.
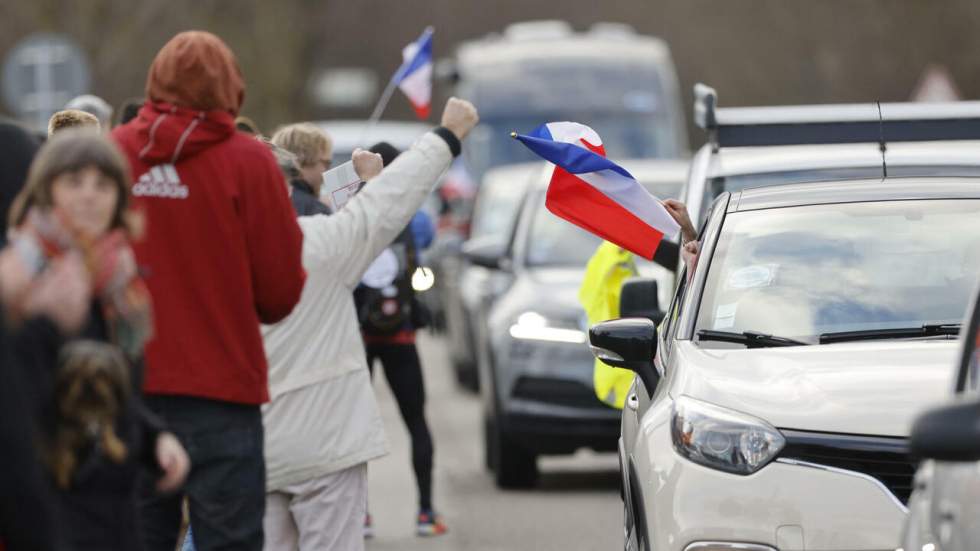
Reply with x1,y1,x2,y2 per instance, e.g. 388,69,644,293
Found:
366,333,623,551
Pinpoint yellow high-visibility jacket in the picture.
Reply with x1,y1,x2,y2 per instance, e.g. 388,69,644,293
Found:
578,241,638,409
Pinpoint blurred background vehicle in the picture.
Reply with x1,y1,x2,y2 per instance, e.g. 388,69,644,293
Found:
313,119,428,168
442,20,687,185
446,160,687,392
430,21,690,340
903,281,980,551
443,162,542,389
464,159,686,488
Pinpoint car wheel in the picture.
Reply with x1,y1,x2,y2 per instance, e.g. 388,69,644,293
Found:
453,356,479,391
483,413,497,472
491,420,538,489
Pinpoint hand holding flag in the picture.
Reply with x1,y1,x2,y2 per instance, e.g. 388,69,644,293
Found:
513,122,680,259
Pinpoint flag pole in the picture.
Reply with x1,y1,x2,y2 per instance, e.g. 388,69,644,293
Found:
358,75,400,148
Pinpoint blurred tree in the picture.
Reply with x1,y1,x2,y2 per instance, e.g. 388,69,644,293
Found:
1,0,979,145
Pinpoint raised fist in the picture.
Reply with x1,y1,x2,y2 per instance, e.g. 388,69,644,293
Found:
352,148,384,181
440,97,479,141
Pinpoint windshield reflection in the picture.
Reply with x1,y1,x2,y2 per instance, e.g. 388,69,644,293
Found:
697,199,980,344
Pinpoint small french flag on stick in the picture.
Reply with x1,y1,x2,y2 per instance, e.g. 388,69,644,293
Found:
394,27,434,120
513,122,680,260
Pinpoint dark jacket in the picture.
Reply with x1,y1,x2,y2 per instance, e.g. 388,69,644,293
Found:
21,303,163,551
290,179,331,217
0,120,38,246
0,317,61,551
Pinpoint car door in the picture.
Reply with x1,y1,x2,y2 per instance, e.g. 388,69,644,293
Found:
623,193,729,459
620,267,688,458
924,286,980,551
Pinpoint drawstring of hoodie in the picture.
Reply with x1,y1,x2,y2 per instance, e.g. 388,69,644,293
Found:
137,105,177,162
170,112,205,165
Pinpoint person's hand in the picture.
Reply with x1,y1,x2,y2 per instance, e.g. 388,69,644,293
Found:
17,252,91,334
662,199,697,244
440,97,479,141
352,148,383,181
682,240,701,281
155,432,190,493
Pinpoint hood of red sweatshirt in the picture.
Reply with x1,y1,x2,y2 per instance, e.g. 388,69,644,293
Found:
130,101,236,164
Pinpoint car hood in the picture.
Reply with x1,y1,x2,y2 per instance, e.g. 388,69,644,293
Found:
670,339,958,437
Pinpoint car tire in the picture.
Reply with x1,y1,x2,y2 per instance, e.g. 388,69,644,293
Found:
491,420,538,489
483,413,497,472
453,356,479,391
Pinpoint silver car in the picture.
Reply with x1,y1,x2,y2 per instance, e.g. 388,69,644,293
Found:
467,160,686,488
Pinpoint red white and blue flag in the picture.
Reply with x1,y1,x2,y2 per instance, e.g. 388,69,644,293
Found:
393,27,434,120
513,122,680,259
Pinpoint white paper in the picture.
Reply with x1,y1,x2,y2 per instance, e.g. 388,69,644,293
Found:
321,161,361,211
713,303,738,330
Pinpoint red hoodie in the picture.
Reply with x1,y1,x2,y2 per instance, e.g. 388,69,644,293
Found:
112,33,304,404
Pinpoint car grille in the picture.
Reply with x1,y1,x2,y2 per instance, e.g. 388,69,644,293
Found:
511,376,612,410
778,430,916,504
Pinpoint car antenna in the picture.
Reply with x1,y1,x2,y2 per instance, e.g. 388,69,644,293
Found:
876,100,888,180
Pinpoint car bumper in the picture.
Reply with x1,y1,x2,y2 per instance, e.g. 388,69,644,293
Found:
494,337,621,454
499,406,620,454
636,400,908,551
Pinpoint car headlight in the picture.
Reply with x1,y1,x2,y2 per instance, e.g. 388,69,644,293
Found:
508,311,587,344
671,396,785,475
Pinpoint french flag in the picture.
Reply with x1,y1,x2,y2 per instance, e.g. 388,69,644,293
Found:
394,27,434,120
513,122,680,260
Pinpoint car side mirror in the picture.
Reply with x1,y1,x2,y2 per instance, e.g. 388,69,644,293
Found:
589,318,660,396
619,277,663,324
910,400,980,461
462,238,507,270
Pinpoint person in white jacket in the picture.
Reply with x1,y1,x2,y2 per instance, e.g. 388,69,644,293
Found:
260,98,479,550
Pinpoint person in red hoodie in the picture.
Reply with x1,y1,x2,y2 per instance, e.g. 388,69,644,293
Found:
112,31,305,551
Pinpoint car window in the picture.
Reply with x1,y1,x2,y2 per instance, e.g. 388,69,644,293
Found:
524,202,602,267
469,179,528,242
696,199,980,344
521,176,684,269
661,267,688,357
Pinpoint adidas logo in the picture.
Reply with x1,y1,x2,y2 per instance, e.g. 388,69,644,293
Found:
133,164,190,199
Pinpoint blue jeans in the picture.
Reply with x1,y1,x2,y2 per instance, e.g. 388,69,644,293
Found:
139,395,265,551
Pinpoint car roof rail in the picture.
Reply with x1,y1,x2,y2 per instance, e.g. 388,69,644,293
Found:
693,82,980,149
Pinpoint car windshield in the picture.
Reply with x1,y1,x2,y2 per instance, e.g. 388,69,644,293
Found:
525,180,683,268
696,199,980,345
461,61,678,181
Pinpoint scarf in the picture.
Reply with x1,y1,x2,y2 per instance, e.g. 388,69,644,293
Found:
12,209,153,358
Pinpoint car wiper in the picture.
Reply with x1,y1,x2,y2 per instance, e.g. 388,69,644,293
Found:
819,323,961,345
697,329,810,348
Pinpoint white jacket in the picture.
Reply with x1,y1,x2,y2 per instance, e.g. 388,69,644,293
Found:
261,132,453,491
